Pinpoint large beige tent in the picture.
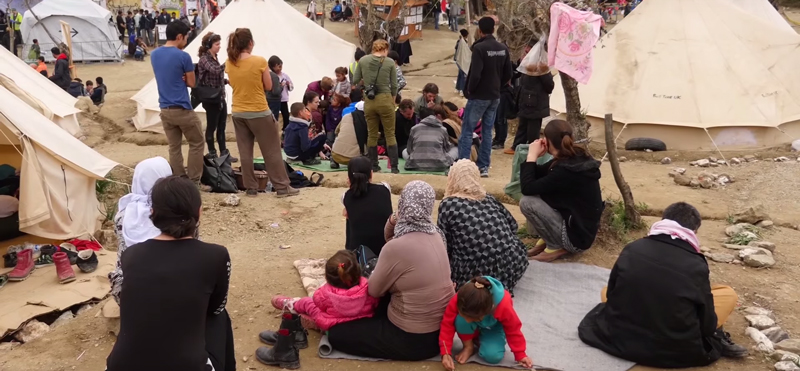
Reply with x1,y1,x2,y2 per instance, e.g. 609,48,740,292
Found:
0,84,118,239
131,0,357,132
0,46,83,137
550,0,800,150
729,0,792,33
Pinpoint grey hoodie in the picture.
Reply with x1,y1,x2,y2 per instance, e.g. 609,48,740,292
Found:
405,116,452,171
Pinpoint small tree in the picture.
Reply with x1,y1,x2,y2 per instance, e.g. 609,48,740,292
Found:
495,0,596,140
357,0,405,52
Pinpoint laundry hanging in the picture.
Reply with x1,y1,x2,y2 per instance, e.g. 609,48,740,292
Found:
547,2,603,84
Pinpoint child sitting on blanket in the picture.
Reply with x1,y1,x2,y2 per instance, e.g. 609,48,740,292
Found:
271,250,379,331
440,276,533,370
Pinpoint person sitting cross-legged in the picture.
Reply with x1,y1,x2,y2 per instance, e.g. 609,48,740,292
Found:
578,202,749,368
284,102,329,165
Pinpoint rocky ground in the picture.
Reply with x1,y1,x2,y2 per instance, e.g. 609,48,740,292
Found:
1,6,800,371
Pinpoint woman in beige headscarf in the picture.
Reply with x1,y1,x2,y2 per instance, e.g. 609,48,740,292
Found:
437,160,529,294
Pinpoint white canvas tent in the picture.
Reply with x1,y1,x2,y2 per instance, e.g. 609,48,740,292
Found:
729,0,792,33
0,83,118,239
550,0,800,150
131,0,357,132
21,0,122,62
0,46,83,136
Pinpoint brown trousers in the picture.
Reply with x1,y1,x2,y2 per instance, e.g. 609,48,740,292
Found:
232,115,291,191
601,284,737,328
365,93,396,147
160,107,205,182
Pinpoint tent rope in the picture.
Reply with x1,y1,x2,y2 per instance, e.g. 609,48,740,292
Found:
703,129,729,167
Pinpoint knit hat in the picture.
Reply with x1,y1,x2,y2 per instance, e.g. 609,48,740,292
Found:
444,159,486,201
478,17,495,34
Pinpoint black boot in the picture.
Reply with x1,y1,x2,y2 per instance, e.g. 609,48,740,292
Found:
221,149,239,163
368,146,381,172
259,313,308,349
329,158,340,169
255,329,300,369
714,327,749,358
387,145,400,174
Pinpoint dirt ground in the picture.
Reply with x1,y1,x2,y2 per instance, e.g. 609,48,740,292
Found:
1,6,800,371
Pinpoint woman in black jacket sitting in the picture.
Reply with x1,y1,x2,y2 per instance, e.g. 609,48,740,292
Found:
519,119,603,262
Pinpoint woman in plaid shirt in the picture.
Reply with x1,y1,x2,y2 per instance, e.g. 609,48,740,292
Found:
197,32,236,162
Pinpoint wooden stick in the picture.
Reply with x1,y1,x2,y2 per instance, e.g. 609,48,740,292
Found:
604,113,640,226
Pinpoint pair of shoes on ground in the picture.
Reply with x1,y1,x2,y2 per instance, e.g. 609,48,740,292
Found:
527,239,571,262
7,248,97,284
245,187,300,198
255,313,308,369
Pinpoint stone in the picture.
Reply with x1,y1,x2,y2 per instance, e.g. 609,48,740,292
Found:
700,246,711,253
705,252,734,263
698,171,718,180
744,254,776,268
746,315,777,330
777,340,800,354
220,194,240,207
771,350,800,365
661,157,672,164
793,139,800,151
745,155,757,162
689,179,701,188
717,160,727,165
645,149,653,153
757,220,775,229
718,173,736,183
674,174,693,186
93,229,117,248
733,205,770,224
14,320,50,343
730,157,742,164
695,159,711,167
742,306,774,318
717,175,731,185
723,243,749,250
749,241,776,252
739,247,773,259
699,177,715,189
725,223,751,237
709,162,719,167
745,327,774,353
763,327,791,344
50,311,74,329
76,304,94,316
775,156,792,162
0,342,19,351
709,156,719,162
775,361,800,371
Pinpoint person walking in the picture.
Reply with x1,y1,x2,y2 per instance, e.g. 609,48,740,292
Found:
457,17,512,178
307,0,318,22
225,28,298,198
351,39,399,173
196,32,236,161
150,21,207,190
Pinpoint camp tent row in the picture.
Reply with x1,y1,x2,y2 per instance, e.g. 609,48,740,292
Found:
21,0,123,62
550,0,800,150
0,45,83,136
131,0,357,132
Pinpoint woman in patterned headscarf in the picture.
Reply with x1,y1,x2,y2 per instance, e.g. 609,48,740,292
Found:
328,180,454,361
438,160,529,294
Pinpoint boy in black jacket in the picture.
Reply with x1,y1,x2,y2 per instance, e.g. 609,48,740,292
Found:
578,202,748,368
457,17,512,178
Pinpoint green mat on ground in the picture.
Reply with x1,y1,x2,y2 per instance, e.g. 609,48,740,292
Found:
261,153,447,175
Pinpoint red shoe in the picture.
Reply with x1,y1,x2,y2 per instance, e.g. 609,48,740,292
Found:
271,295,297,312
7,249,34,281
54,252,76,284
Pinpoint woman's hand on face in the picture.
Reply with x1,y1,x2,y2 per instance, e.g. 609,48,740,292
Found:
530,139,547,158
442,354,455,371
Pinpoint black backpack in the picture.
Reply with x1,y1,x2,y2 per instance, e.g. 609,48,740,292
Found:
201,153,238,193
284,162,324,189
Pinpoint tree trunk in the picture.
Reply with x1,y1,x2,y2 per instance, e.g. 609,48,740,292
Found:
604,113,641,226
24,0,61,46
560,71,589,141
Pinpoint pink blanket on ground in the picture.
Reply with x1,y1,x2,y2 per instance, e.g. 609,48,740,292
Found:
547,2,603,84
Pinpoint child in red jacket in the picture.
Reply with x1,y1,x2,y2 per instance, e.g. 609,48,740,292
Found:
440,276,533,370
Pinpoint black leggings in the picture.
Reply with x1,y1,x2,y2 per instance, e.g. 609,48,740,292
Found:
203,101,228,154
327,295,440,361
280,102,290,131
511,117,543,151
206,309,236,371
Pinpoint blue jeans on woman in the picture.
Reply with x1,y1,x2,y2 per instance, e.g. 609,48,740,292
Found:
458,99,500,171
455,69,467,92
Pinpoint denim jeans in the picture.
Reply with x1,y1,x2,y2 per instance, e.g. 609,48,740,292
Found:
449,15,458,31
434,12,440,30
458,99,499,169
455,69,467,92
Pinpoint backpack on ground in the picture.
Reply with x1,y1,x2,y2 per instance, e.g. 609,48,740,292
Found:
284,162,324,189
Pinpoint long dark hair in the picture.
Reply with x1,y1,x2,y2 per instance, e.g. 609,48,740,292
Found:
347,156,372,198
325,250,361,289
227,28,253,65
456,277,495,319
150,176,201,239
543,119,588,160
198,32,221,57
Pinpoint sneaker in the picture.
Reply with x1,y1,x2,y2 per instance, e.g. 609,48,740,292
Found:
503,148,515,155
715,328,749,358
480,167,489,178
271,295,299,313
34,254,54,267
302,158,321,165
58,243,79,265
221,149,238,163
245,189,258,197
3,252,16,268
276,187,300,198
492,143,504,150
76,250,99,273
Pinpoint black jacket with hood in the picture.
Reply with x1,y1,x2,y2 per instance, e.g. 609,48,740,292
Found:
464,35,513,101
520,155,603,250
50,54,71,91
517,73,555,119
578,234,723,368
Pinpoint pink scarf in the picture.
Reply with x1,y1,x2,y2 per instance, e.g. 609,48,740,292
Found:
648,219,701,253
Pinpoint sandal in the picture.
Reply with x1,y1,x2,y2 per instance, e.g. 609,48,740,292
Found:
527,239,547,257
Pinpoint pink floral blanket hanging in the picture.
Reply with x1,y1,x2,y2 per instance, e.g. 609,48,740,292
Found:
547,2,603,84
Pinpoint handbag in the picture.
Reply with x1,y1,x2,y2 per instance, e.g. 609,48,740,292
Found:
191,62,224,104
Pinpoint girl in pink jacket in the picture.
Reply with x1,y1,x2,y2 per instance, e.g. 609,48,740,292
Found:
272,250,379,331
